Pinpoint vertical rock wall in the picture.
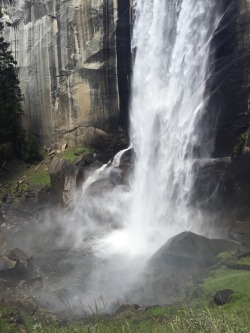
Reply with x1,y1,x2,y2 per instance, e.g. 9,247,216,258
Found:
211,0,250,157
0,0,131,148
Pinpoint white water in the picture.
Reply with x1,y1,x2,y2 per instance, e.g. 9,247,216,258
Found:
35,0,225,307
96,0,223,257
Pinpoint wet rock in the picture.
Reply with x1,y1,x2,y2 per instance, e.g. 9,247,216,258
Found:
0,278,11,288
149,232,240,270
115,303,140,314
229,220,250,246
0,231,7,248
37,185,50,204
86,179,115,195
144,232,240,304
0,256,16,271
9,248,32,264
214,289,234,306
7,248,33,274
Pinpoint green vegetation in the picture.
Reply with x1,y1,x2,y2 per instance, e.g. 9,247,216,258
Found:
2,256,250,332
22,132,41,163
58,147,92,162
28,170,50,186
0,22,24,157
232,132,248,159
201,267,250,303
1,303,250,333
217,251,236,260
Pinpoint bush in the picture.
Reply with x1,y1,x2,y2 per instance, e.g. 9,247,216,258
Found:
0,142,13,161
22,133,41,163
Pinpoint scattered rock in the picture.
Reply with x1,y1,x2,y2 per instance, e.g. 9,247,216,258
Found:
48,150,56,156
0,256,16,271
214,289,234,306
115,303,140,314
61,143,67,151
9,248,32,263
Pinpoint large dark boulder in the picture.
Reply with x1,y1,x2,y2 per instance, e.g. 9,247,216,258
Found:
214,289,234,306
140,232,240,305
148,231,240,271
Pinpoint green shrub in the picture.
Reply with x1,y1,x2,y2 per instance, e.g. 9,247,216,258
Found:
232,132,248,159
22,133,41,163
0,142,13,161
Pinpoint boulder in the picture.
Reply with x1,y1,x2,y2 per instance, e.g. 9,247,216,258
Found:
115,303,140,315
214,289,234,306
0,257,16,271
49,157,84,206
7,248,33,274
144,232,240,304
148,232,240,271
86,179,115,196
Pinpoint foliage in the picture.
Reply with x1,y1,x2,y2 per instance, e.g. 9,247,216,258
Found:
232,132,248,159
58,147,92,162
217,251,236,260
29,170,50,186
0,142,13,160
201,267,250,303
0,22,24,154
22,132,41,163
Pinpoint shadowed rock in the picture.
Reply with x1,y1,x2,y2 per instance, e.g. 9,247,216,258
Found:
214,289,234,306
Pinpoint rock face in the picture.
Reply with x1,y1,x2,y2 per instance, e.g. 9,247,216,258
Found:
0,0,131,147
210,0,250,158
140,232,240,305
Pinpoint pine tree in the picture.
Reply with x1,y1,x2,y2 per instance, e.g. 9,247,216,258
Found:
0,22,23,155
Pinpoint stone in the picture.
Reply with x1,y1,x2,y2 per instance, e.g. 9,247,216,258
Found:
74,155,86,167
115,303,140,315
214,289,234,306
149,232,240,270
86,179,115,196
144,232,240,304
0,256,16,271
0,231,7,248
61,143,67,151
9,248,32,263
49,157,83,206
229,221,250,245
1,0,132,147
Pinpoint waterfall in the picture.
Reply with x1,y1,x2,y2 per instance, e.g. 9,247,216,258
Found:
33,0,225,308
96,0,222,257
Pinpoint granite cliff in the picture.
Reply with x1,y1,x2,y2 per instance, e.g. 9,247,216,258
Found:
0,0,131,148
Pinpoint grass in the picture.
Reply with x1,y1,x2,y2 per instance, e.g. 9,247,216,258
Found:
58,147,92,163
17,304,250,333
2,258,250,332
28,171,50,187
201,266,250,303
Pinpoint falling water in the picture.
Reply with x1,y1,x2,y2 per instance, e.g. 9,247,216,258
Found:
17,0,226,308
98,0,223,257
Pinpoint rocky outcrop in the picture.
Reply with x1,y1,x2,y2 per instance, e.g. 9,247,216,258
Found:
0,0,131,148
209,0,250,158
49,156,84,206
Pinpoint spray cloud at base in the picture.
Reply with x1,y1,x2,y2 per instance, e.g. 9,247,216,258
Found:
15,0,229,311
